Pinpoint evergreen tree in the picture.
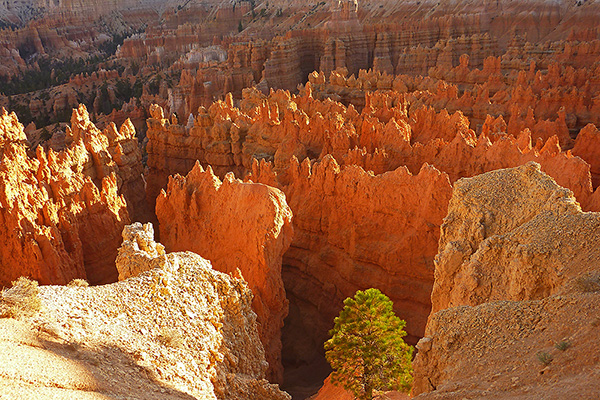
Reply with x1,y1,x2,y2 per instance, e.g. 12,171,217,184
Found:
324,288,413,400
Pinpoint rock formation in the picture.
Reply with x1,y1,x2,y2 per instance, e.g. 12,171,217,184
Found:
0,105,147,287
249,156,453,363
572,123,600,189
115,222,166,281
311,375,410,400
155,163,293,383
0,108,128,286
145,85,600,383
0,222,290,400
412,163,600,398
146,88,600,215
2,0,600,396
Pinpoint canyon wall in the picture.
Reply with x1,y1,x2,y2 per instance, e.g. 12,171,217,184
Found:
0,105,145,287
250,156,453,362
412,163,600,398
155,163,294,383
145,85,600,374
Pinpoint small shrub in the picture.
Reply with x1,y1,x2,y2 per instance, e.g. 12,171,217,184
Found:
536,351,553,366
555,339,571,351
157,328,183,347
67,279,89,287
0,277,42,319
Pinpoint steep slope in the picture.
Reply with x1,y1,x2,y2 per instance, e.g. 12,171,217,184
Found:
413,162,600,398
155,162,294,383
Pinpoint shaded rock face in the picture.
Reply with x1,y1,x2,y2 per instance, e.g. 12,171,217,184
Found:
412,162,600,398
249,155,453,363
0,106,140,286
155,163,293,383
0,222,290,400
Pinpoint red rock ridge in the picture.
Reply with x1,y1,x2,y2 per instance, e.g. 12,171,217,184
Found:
0,106,132,286
155,162,293,383
249,155,453,357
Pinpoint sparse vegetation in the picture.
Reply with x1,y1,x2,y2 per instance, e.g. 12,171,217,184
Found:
555,339,571,351
40,127,52,142
0,277,42,319
158,327,184,347
536,351,553,366
0,57,106,96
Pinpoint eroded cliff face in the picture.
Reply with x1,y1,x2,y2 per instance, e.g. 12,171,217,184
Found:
155,162,293,383
0,105,148,287
146,87,600,214
249,155,453,365
145,85,600,379
412,163,600,398
0,222,290,400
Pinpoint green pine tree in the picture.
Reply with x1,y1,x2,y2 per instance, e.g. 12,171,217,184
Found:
324,288,413,400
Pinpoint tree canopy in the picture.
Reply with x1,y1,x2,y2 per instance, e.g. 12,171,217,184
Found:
324,288,413,400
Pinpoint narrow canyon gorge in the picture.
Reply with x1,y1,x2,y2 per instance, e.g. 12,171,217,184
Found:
1,0,600,399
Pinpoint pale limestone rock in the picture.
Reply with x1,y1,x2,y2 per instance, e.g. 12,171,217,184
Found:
413,163,600,398
116,222,166,281
0,223,291,400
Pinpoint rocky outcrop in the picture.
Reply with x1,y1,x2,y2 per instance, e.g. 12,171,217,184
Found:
147,86,599,215
0,223,290,400
412,162,600,397
413,295,600,399
145,86,600,374
572,123,600,189
155,163,293,383
430,162,598,313
249,156,453,362
0,107,132,286
115,222,166,281
67,104,150,223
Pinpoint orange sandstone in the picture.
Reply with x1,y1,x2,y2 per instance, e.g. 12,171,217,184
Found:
155,162,293,383
0,107,132,286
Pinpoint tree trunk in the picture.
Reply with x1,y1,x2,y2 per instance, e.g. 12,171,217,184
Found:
364,384,373,400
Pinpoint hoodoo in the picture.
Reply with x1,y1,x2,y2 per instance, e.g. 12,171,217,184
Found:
1,0,600,398
155,162,294,383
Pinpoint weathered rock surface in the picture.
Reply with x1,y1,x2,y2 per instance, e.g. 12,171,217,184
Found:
413,296,600,399
412,162,600,398
0,107,133,286
115,222,166,281
145,86,600,381
146,88,599,213
155,163,293,383
0,223,290,400
431,162,599,313
249,155,453,362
